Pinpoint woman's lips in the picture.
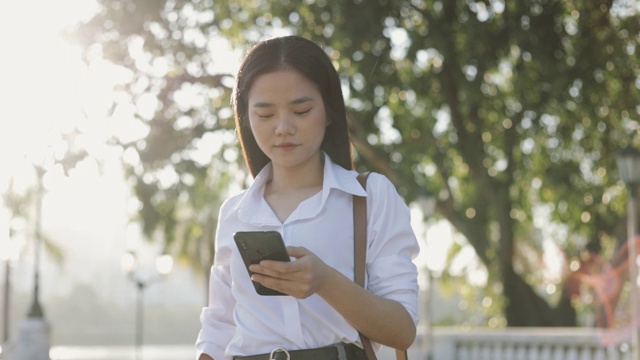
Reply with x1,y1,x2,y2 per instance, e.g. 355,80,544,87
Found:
275,143,298,150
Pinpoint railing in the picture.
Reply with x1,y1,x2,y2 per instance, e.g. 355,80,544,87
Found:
414,327,634,360
0,329,631,360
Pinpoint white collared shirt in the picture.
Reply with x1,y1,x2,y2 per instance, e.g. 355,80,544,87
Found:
196,154,420,360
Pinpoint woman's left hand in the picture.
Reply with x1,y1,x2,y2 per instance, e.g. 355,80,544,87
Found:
248,246,333,298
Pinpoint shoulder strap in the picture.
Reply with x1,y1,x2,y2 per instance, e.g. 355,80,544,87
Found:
353,172,369,288
353,172,408,360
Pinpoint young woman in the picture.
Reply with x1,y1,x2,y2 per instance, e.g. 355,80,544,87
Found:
196,35,419,360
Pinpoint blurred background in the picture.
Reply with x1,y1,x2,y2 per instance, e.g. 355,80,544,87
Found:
1,0,639,359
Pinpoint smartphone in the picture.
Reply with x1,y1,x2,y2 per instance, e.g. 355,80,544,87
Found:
233,231,291,296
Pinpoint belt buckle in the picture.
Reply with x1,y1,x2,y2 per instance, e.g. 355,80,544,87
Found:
269,347,291,360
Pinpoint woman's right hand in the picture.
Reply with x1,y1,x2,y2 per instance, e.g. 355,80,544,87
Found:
248,246,332,299
199,354,214,360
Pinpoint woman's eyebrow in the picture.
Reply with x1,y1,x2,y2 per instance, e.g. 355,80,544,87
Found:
252,101,273,108
290,96,313,105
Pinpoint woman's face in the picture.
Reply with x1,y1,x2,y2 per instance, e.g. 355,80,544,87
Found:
247,68,328,173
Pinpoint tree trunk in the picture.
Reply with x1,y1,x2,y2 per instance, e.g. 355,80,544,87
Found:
503,264,576,327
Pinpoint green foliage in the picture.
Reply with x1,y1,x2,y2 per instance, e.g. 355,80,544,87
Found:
70,0,639,325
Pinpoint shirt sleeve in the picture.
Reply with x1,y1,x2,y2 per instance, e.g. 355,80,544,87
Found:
195,203,237,360
364,173,421,325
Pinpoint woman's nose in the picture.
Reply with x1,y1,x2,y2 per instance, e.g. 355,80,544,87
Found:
274,115,295,135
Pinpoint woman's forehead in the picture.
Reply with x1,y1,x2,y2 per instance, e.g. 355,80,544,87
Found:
248,69,320,104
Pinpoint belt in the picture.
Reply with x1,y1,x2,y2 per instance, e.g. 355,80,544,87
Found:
234,342,366,360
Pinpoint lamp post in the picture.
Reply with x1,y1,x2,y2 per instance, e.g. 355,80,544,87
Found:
121,251,173,360
616,146,640,359
27,166,46,320
13,164,51,360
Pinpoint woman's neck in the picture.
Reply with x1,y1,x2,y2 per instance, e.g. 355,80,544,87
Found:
267,153,324,194
263,153,325,223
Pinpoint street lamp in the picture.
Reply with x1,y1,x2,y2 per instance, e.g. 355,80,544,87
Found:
616,146,640,359
27,165,46,320
121,250,173,360
11,164,51,360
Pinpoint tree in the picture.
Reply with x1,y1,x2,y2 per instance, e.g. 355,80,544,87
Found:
69,0,639,326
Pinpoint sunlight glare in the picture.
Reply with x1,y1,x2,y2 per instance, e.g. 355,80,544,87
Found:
0,0,143,198
543,238,565,283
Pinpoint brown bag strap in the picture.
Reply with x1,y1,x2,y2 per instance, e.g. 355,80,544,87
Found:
353,172,369,288
353,172,408,360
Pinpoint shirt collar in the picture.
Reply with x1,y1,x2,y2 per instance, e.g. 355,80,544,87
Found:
321,153,367,197
228,153,367,225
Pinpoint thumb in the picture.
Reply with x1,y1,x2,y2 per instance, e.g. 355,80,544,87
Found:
286,246,309,259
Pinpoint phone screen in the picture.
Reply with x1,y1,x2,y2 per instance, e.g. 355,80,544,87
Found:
233,231,290,296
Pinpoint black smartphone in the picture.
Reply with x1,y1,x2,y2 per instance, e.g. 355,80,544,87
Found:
233,231,291,296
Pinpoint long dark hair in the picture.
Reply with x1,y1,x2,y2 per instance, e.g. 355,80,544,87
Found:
232,35,354,177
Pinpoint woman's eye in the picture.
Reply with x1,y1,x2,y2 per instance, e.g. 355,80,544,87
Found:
257,113,273,119
295,109,311,116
